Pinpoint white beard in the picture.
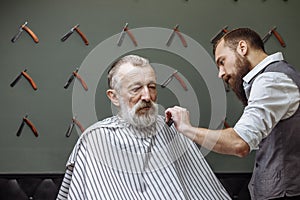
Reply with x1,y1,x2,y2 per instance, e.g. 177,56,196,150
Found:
119,99,158,129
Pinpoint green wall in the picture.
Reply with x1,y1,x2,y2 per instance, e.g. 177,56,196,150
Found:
0,0,299,173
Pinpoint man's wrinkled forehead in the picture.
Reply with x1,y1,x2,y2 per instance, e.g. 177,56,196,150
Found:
117,63,156,84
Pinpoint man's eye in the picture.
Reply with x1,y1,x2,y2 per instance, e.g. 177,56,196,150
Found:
220,60,224,66
149,85,156,90
131,87,141,92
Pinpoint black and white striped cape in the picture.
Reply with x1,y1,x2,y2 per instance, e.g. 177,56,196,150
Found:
57,115,231,200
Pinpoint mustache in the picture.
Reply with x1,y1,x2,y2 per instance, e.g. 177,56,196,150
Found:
222,73,232,84
135,100,155,111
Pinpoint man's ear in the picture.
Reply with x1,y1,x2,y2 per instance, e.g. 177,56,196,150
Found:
236,40,248,56
106,89,120,107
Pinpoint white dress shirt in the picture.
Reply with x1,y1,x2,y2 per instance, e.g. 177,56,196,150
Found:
234,52,300,151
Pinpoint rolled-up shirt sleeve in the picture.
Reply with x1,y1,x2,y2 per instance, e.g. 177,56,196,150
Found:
234,72,300,151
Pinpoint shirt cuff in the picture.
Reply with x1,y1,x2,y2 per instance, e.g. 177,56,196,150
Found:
233,126,259,152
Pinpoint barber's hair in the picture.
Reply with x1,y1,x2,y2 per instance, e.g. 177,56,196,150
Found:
213,28,265,55
107,55,150,89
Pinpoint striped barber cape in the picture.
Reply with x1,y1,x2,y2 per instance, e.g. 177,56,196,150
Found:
57,115,231,200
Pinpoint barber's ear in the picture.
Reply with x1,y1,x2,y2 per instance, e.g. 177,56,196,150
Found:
237,40,248,56
106,89,120,107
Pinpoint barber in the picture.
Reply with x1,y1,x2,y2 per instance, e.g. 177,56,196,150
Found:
165,28,300,200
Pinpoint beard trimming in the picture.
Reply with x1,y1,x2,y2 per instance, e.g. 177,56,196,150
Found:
119,97,158,128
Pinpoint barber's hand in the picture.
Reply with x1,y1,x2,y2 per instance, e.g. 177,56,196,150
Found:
165,106,192,133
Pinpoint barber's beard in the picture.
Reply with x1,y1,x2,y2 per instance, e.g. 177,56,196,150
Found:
120,99,158,128
230,53,251,106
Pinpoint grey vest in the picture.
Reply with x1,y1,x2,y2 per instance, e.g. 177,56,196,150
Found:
247,61,300,200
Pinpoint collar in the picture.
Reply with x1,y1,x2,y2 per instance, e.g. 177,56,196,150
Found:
96,115,165,139
243,52,284,84
117,115,164,139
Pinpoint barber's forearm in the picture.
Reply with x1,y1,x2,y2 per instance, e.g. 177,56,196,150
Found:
182,126,250,157
165,106,250,157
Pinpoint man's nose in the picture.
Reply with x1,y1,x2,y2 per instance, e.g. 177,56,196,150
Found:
141,86,150,101
218,67,225,79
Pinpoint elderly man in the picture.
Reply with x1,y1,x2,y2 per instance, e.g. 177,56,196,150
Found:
57,55,230,200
